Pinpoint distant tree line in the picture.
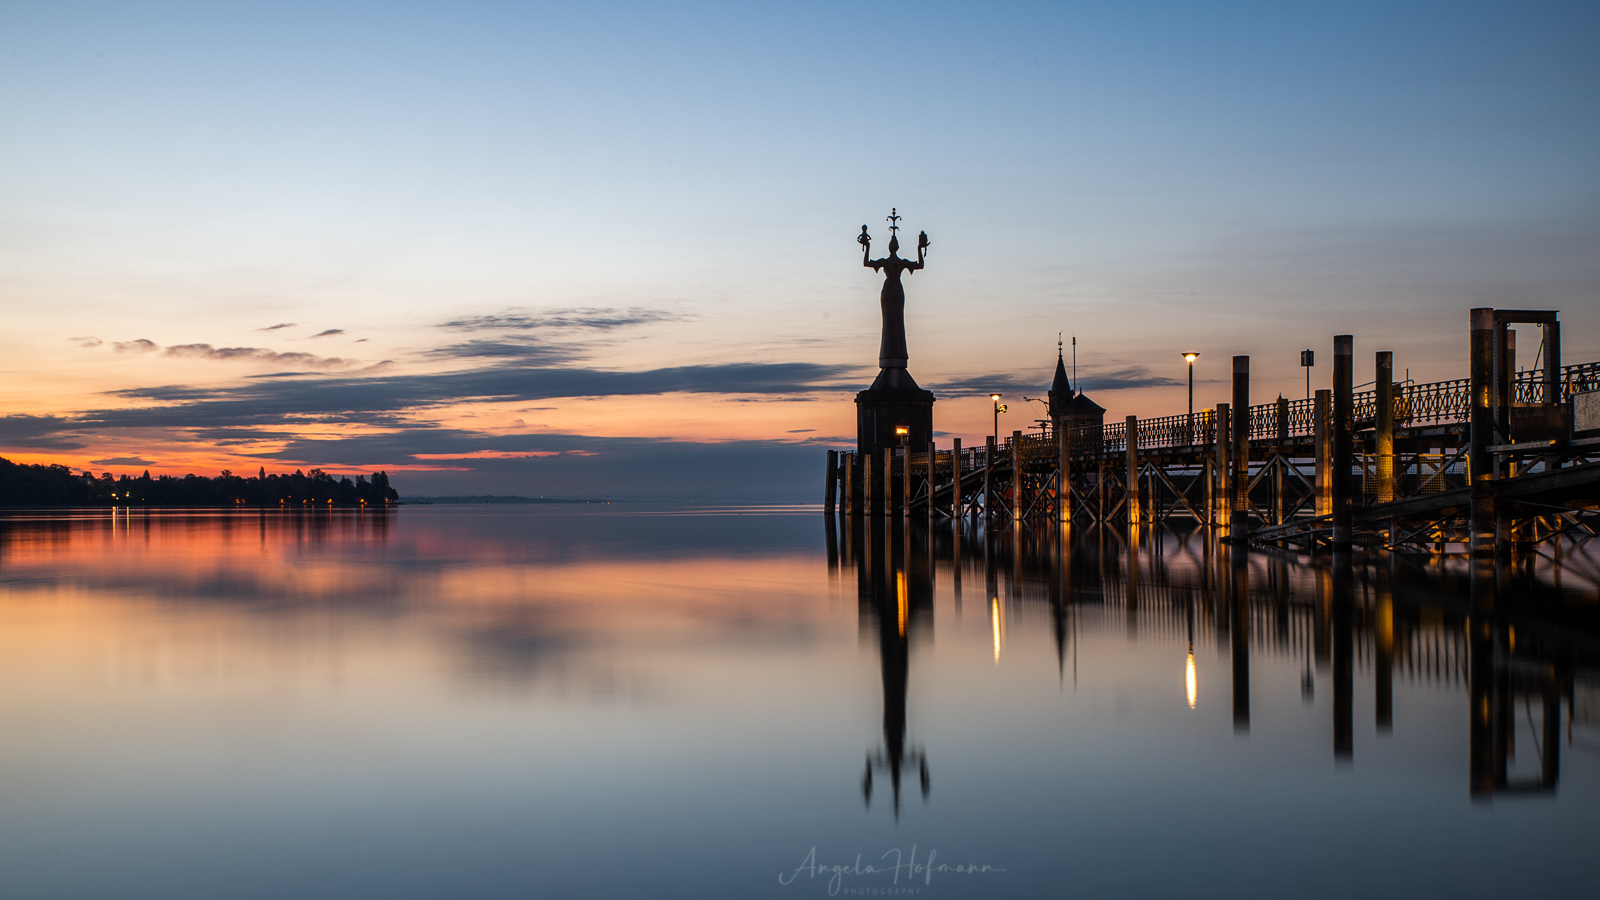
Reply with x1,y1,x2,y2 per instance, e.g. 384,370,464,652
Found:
0,457,398,507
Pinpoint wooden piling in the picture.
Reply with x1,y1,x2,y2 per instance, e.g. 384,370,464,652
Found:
884,448,895,517
1469,308,1496,557
926,441,935,518
1376,351,1395,504
1215,403,1231,530
1012,430,1024,522
1058,421,1071,523
824,450,838,515
901,445,911,517
1332,335,1354,549
1231,356,1250,542
951,438,962,519
862,451,873,517
1314,390,1331,517
984,436,995,521
1126,416,1141,525
1275,395,1288,525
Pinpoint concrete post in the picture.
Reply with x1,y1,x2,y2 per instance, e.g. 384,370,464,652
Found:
1332,336,1354,549
1231,356,1250,542
1012,430,1024,521
1469,308,1496,557
1314,390,1331,517
1376,351,1395,504
1215,404,1231,530
1126,416,1141,525
951,438,962,519
824,450,838,515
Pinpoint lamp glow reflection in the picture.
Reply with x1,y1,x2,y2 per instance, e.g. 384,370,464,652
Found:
991,596,1004,664
1186,646,1197,709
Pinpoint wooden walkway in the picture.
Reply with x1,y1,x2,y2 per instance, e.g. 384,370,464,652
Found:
826,310,1600,555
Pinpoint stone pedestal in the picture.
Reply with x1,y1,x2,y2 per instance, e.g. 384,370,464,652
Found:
856,367,935,460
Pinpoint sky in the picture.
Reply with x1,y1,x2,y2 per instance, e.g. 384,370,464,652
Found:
2,0,1598,500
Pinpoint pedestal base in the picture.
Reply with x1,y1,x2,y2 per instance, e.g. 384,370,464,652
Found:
856,368,935,459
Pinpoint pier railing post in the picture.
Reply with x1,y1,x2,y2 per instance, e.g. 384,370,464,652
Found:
1376,351,1395,504
1469,308,1496,557
1314,390,1330,517
1231,356,1250,543
1215,403,1231,531
1332,335,1354,549
1126,416,1140,526
1012,430,1024,522
952,438,962,519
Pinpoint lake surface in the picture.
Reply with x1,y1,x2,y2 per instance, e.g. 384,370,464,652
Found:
1,506,1596,899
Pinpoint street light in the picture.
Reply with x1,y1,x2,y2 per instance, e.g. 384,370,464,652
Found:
990,394,1006,452
1182,352,1199,443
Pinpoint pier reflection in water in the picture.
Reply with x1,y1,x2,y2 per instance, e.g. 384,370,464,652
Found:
833,513,1592,803
1,506,1596,898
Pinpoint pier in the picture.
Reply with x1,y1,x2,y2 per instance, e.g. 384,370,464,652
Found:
826,306,1600,557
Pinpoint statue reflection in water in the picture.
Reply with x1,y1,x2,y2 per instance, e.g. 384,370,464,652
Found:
839,513,931,816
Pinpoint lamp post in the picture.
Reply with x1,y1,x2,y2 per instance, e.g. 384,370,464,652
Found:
990,394,1006,456
1182,352,1199,443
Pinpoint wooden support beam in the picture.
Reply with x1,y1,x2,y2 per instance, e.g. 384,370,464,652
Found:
984,436,995,521
884,448,895,517
952,438,962,519
1013,430,1024,522
1376,351,1395,504
1314,390,1331,517
1127,416,1141,525
1058,419,1071,523
824,449,838,515
1469,309,1496,557
1216,403,1231,531
1333,335,1354,549
1231,356,1250,542
901,445,911,518
863,451,873,517
843,453,855,516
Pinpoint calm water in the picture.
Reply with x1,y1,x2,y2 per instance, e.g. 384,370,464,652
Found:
1,506,1596,899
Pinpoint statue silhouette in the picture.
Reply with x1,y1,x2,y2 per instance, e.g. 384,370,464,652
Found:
859,210,928,369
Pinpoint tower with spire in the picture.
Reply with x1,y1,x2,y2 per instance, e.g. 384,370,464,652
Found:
1047,337,1105,438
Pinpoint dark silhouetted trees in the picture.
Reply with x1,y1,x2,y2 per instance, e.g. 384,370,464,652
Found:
0,457,400,507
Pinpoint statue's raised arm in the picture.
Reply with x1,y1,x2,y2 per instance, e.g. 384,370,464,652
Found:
859,225,877,269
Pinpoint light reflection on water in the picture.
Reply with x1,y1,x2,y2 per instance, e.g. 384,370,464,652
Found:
0,506,1596,899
